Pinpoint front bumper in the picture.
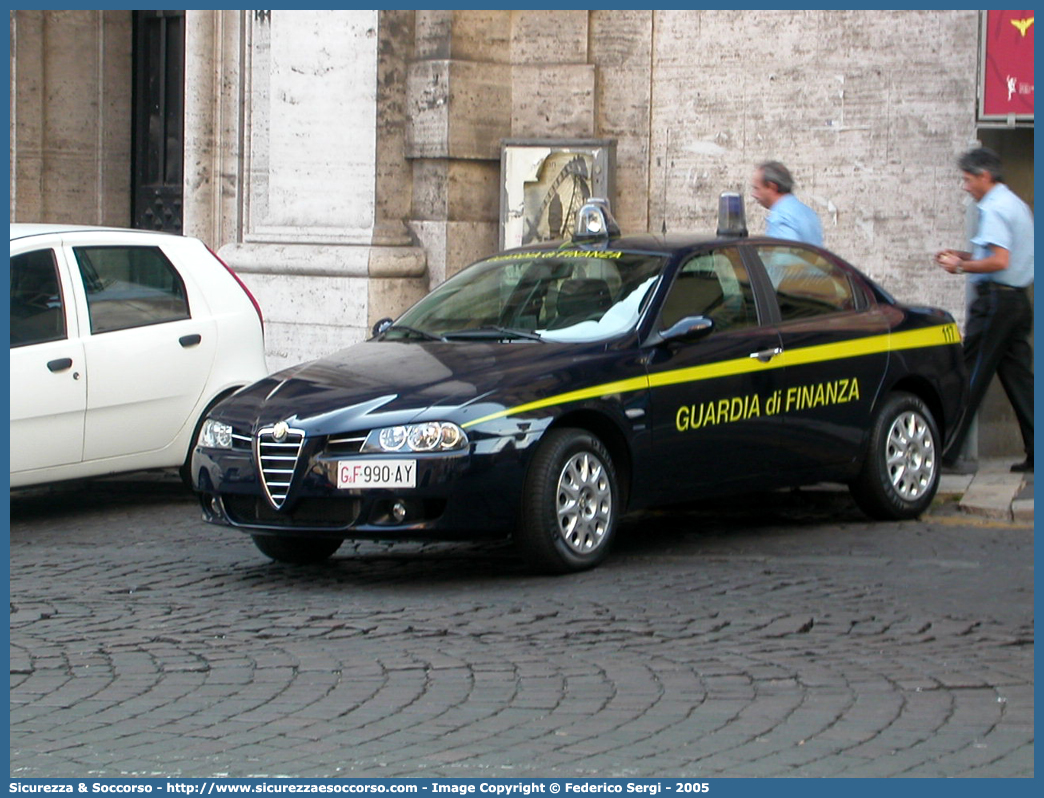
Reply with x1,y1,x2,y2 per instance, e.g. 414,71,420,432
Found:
192,435,530,541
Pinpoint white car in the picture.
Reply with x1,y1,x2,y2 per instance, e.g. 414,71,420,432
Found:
10,224,268,488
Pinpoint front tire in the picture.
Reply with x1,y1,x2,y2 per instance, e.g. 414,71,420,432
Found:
517,428,619,574
850,391,940,520
251,534,342,564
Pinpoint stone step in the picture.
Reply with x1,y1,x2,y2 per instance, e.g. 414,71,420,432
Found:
948,459,1033,523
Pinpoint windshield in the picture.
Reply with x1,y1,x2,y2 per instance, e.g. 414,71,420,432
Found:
386,250,667,343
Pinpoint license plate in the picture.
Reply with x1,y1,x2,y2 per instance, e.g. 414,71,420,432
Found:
336,459,417,489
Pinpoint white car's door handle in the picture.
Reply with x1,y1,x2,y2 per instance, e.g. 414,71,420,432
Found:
179,334,202,348
47,357,73,372
749,347,783,363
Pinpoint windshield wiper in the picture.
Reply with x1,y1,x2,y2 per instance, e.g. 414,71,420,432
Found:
384,324,446,342
441,326,544,342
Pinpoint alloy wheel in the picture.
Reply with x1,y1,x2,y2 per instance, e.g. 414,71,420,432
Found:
556,451,613,554
885,410,936,500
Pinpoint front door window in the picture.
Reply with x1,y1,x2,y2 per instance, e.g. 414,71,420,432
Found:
10,250,67,347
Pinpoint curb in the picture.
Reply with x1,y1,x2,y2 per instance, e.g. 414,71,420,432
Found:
939,458,1033,523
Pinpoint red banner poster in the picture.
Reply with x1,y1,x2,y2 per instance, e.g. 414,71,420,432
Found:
980,10,1035,120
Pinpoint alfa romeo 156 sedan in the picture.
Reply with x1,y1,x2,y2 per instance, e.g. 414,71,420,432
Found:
192,197,966,573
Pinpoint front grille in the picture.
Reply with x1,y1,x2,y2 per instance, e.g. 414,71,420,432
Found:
222,494,360,529
256,426,305,509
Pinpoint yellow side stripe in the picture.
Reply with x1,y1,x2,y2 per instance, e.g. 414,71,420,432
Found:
889,324,961,351
463,376,651,429
461,323,959,429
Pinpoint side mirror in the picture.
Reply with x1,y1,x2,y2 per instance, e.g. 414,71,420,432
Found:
372,317,393,338
660,315,714,345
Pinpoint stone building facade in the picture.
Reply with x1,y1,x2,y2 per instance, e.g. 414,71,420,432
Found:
9,9,1034,454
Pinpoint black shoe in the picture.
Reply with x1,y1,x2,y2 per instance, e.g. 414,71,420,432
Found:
1010,457,1033,473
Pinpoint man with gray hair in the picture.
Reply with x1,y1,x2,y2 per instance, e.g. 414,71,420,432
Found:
935,147,1034,473
751,161,824,246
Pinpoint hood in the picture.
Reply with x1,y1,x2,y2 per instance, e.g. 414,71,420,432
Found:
216,339,612,435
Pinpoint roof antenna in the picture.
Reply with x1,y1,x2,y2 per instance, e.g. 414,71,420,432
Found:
661,128,670,235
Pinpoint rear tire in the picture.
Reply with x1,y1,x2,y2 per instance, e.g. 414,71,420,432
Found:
850,391,940,520
251,534,342,564
517,428,619,574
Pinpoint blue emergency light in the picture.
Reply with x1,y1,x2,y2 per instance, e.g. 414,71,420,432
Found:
716,191,748,237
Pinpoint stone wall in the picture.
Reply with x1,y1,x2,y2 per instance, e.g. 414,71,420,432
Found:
404,9,981,329
407,10,606,288
9,10,132,225
184,10,428,373
641,10,978,324
405,10,510,290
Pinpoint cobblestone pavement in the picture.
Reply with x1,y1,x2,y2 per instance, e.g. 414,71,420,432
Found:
9,475,1034,778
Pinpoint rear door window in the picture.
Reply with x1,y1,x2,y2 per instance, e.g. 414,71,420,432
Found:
73,245,190,334
754,245,862,321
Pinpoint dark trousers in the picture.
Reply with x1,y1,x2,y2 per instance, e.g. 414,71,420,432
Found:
950,283,1034,459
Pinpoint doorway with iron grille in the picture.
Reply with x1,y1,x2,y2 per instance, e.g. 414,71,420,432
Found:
132,10,185,233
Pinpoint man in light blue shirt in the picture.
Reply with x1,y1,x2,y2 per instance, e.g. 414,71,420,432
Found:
751,161,824,247
935,147,1034,472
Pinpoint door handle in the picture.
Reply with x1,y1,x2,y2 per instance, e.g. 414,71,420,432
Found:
749,347,783,363
47,358,73,372
179,334,202,348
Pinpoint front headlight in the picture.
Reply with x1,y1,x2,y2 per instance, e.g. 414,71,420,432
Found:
362,422,469,453
199,419,234,449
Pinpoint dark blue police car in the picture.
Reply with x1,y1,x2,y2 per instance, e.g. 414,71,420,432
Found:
192,196,966,573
